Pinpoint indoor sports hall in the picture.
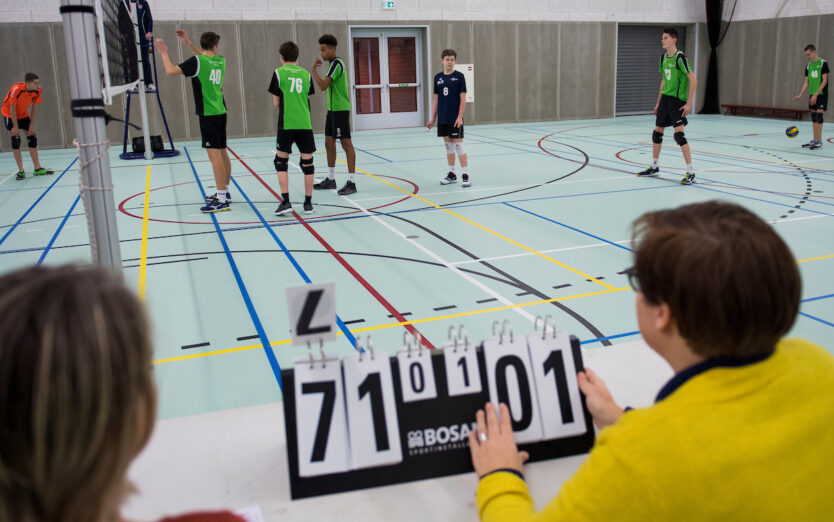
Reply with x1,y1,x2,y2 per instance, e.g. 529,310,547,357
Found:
1,1,833,521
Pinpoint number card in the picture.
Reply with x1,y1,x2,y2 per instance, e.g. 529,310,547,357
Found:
443,342,482,397
342,353,403,469
397,348,438,402
527,331,587,440
483,335,544,444
292,356,350,477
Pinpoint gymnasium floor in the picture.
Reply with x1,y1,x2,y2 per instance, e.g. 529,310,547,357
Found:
1,114,833,421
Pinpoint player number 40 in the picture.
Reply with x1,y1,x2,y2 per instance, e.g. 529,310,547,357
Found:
209,69,222,85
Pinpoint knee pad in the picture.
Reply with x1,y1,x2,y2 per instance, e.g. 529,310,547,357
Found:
445,141,455,154
651,131,663,144
10,135,21,150
300,159,315,175
812,112,824,124
273,155,289,172
27,134,37,148
674,131,687,146
454,142,466,155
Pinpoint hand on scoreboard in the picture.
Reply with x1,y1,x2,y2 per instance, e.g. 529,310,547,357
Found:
469,402,530,478
577,368,624,429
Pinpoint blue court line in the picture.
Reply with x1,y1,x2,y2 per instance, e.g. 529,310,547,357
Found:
355,146,393,163
802,293,834,303
580,330,641,345
37,193,82,265
503,202,634,253
228,175,359,349
798,311,834,328
184,147,283,391
0,157,78,247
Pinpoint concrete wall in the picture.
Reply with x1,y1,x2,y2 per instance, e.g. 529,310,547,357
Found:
717,14,834,108
732,0,834,21
0,19,618,151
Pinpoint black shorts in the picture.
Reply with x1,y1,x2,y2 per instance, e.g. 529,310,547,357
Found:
277,128,316,154
198,114,227,149
437,124,464,139
810,93,828,111
4,116,30,132
325,111,351,139
655,95,688,128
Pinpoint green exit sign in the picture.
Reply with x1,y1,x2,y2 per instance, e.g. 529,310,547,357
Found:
382,1,395,9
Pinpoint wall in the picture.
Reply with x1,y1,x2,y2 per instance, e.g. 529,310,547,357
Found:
717,14,834,108
732,0,834,21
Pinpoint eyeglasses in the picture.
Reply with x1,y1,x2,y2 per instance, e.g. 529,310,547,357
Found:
624,266,640,292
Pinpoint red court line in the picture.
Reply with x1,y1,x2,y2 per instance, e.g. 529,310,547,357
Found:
227,146,437,350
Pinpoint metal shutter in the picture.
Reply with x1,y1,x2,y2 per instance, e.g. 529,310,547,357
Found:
616,25,688,116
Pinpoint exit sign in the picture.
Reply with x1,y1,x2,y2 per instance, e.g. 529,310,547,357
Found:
382,1,395,9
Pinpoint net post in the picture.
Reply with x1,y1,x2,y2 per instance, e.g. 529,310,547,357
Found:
127,0,153,160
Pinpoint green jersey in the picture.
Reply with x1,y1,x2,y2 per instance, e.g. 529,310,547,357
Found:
179,54,226,116
659,51,692,102
325,57,351,112
268,64,315,130
806,58,830,95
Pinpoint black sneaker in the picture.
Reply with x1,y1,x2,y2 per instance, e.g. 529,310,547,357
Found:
636,166,660,177
314,177,337,189
441,172,457,185
205,192,231,202
15,170,25,180
200,199,230,213
462,173,471,187
337,181,357,195
274,200,293,216
303,201,314,214
802,140,816,148
809,141,823,150
680,172,696,185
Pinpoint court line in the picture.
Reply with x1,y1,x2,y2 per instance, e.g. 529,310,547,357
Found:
798,253,834,263
0,173,15,188
802,293,834,303
579,330,641,346
183,147,283,390
354,146,393,163
138,165,151,300
341,194,538,324
336,160,617,290
152,286,629,365
228,174,358,348
37,193,81,265
449,239,633,266
503,203,634,253
799,312,834,328
0,157,78,247
227,146,436,350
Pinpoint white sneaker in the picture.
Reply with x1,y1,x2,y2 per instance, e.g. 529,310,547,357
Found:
462,173,471,187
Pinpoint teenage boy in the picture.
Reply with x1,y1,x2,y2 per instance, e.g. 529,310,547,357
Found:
427,49,470,187
311,34,357,195
2,73,53,180
792,44,829,150
269,41,316,215
156,31,232,213
636,27,698,185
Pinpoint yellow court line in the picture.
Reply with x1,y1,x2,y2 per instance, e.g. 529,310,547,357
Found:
138,165,151,300
798,253,834,263
336,159,617,290
152,286,630,365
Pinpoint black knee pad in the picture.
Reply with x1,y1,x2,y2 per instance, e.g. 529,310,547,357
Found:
812,112,824,124
27,134,37,148
10,135,21,150
652,130,663,144
674,131,687,146
273,155,289,172
300,160,314,176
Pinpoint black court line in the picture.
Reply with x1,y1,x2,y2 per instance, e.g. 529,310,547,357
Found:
387,312,413,318
182,342,210,350
342,319,366,325
433,305,457,311
477,298,499,304
237,335,259,341
122,256,208,269
553,284,572,290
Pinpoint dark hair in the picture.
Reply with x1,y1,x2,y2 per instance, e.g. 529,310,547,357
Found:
631,201,801,359
318,34,338,47
441,49,457,59
24,72,38,83
280,41,300,62
804,44,817,52
663,27,679,40
200,31,220,50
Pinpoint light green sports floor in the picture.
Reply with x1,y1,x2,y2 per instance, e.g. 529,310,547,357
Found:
1,115,833,420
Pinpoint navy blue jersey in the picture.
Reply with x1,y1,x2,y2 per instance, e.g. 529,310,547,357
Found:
434,70,467,125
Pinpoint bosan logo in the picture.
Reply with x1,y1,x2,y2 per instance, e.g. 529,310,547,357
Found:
407,422,477,452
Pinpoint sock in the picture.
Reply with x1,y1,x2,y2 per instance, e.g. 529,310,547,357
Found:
349,173,355,182
282,193,290,203
462,166,469,175
686,163,694,173
216,191,227,203
449,165,455,174
328,167,335,180
304,195,312,205
651,159,659,169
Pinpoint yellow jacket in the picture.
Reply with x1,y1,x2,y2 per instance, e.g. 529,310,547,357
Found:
477,338,834,521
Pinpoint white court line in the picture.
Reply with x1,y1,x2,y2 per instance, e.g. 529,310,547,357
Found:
341,194,538,324
24,228,43,233
771,213,834,224
450,240,633,266
0,173,15,188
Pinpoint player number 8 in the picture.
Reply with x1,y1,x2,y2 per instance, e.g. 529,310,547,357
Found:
443,87,449,96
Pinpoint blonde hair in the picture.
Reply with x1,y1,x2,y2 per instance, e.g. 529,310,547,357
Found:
0,265,156,522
